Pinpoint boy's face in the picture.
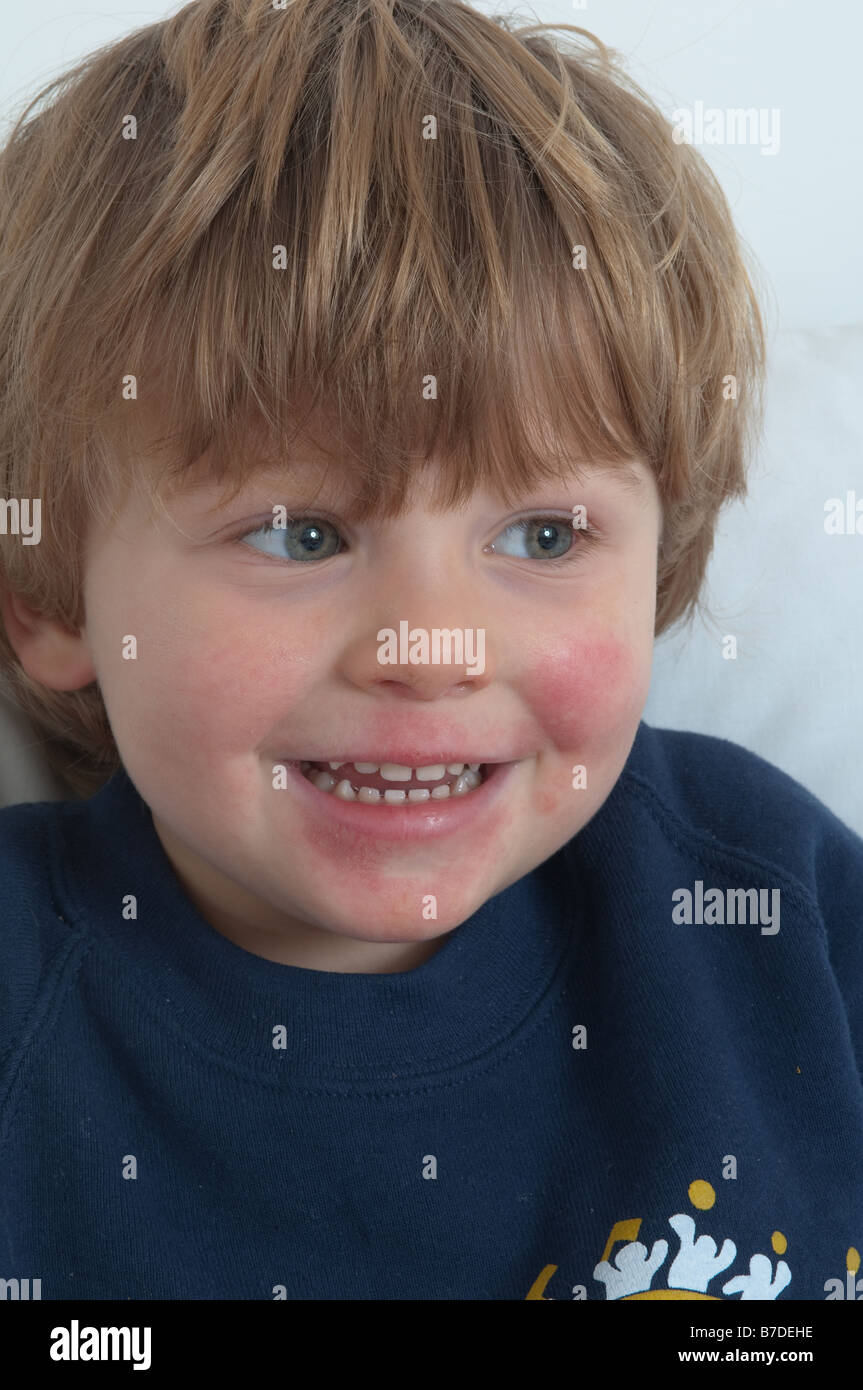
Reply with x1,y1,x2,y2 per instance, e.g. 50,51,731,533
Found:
15,434,663,971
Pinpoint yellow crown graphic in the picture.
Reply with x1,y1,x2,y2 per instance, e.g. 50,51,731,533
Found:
527,1180,794,1300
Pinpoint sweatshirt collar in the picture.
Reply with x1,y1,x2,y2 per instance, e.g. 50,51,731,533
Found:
50,727,647,1080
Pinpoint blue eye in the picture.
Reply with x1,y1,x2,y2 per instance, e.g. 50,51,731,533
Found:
235,513,599,566
490,517,581,564
240,516,343,562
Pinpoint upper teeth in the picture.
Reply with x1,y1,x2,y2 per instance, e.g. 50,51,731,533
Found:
326,761,481,780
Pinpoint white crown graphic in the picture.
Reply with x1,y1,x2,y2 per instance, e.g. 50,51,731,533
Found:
593,1211,792,1300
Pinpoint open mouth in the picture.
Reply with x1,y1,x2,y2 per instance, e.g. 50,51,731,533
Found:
297,759,489,804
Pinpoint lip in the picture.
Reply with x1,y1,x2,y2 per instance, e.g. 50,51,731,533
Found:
292,754,510,768
280,758,522,843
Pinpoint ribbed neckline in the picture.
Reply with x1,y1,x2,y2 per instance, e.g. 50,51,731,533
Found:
49,726,647,1081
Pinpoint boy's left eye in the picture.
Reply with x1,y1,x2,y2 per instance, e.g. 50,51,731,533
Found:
490,517,582,564
234,513,598,567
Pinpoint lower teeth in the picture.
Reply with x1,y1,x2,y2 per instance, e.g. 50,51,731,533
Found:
300,764,485,802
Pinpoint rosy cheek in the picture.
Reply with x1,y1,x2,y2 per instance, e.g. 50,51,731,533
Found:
523,635,640,750
523,637,643,818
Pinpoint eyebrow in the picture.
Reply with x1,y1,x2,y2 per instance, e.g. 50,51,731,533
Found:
178,454,648,520
577,460,646,492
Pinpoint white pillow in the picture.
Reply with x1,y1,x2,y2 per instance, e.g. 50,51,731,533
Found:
645,323,863,837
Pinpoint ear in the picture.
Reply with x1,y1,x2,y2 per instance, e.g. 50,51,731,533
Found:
0,585,97,691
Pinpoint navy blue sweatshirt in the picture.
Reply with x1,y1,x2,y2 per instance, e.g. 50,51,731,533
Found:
2,721,862,1301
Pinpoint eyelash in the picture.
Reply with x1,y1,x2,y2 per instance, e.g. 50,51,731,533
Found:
492,517,603,568
232,513,604,568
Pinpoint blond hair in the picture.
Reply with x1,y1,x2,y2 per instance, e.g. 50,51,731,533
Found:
0,0,767,798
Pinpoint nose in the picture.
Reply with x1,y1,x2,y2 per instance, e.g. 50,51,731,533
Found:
339,593,494,700
332,507,499,698
342,621,493,699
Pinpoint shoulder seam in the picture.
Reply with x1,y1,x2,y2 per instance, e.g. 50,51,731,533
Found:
0,810,93,1156
617,767,825,932
0,920,92,1157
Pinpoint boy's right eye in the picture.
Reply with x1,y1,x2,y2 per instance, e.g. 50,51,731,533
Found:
238,516,344,563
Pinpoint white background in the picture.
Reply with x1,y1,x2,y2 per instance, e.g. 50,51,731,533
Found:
3,0,858,330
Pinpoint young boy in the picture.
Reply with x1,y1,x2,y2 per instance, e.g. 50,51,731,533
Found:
0,0,860,1303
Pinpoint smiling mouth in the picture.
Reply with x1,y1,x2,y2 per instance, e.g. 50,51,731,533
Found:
297,759,488,803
